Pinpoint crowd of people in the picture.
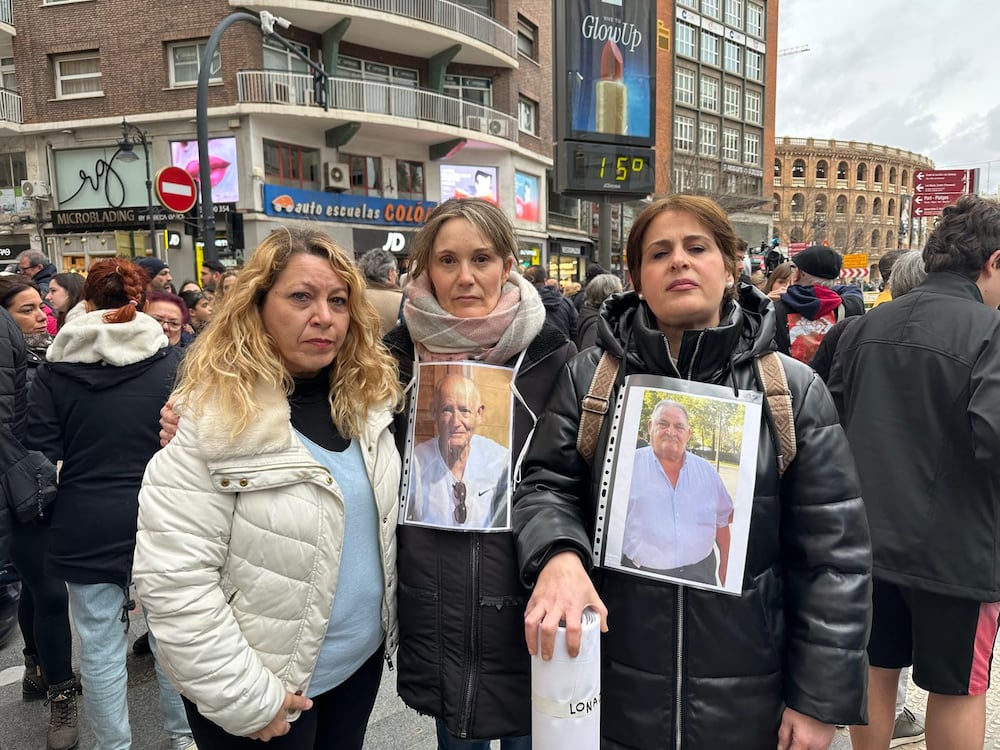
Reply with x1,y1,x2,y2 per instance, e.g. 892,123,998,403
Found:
0,193,997,750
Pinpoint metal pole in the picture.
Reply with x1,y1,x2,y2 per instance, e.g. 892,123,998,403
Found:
143,134,156,257
197,12,260,261
598,201,612,271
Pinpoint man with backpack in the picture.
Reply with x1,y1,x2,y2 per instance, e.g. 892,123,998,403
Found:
773,245,864,363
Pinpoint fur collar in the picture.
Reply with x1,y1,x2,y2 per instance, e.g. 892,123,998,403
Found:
182,379,393,462
46,310,168,365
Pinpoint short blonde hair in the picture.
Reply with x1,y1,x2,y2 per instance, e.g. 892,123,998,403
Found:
173,226,400,438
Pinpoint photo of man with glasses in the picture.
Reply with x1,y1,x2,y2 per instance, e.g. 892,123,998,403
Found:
405,371,510,530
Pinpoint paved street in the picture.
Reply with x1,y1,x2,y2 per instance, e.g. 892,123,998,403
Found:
3,614,1000,750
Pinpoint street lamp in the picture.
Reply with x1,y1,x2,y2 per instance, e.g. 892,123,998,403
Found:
114,118,157,258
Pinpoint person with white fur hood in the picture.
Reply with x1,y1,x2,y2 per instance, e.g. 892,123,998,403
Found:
26,258,190,750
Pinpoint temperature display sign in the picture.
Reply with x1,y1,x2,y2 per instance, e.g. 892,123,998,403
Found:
555,141,655,197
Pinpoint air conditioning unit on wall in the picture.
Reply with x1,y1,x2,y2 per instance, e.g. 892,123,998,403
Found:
324,162,350,192
486,118,509,138
20,180,49,199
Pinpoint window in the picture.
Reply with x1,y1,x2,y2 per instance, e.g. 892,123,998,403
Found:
700,76,719,111
672,166,691,192
744,132,760,166
723,127,740,161
873,197,882,215
443,75,492,106
265,40,310,74
837,161,849,180
54,52,102,99
676,68,695,105
724,40,742,74
724,83,741,118
702,0,721,19
774,158,781,178
396,160,425,201
674,115,694,152
836,195,847,214
462,0,493,14
816,160,828,179
725,0,743,28
677,0,697,7
676,22,697,58
518,96,538,134
746,2,764,37
855,196,866,214
887,198,896,217
791,159,805,178
701,31,720,66
0,57,16,93
168,41,221,87
699,122,718,157
745,49,762,81
262,139,321,190
344,154,383,197
857,163,868,182
699,170,716,192
744,89,761,124
0,152,26,190
517,16,537,59
791,193,804,213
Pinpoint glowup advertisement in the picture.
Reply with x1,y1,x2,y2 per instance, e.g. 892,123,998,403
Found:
556,0,655,147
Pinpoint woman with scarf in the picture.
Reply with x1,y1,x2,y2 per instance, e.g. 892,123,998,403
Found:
512,195,871,750
384,198,575,749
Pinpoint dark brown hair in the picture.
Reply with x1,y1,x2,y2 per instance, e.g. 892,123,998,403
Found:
625,195,739,300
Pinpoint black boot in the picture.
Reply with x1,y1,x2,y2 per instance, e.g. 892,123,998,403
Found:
45,679,79,750
22,652,47,701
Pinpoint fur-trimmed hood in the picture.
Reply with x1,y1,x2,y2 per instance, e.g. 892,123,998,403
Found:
47,309,167,366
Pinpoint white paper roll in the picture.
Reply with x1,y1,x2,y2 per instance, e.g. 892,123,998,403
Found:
530,608,601,750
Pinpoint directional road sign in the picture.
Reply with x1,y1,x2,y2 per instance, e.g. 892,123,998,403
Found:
154,166,198,214
912,168,979,217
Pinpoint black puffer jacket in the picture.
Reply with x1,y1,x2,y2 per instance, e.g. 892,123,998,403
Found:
0,308,26,560
513,286,872,750
385,322,575,740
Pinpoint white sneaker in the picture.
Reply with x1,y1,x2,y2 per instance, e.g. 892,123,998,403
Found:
168,734,197,750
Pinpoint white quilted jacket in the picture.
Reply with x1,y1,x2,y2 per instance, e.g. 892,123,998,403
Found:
133,381,400,737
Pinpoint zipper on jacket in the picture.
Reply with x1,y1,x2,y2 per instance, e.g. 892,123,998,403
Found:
675,587,685,750
459,534,482,737
686,331,707,380
384,651,394,672
35,467,45,520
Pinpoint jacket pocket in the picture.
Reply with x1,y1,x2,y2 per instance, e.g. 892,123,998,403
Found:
396,582,443,710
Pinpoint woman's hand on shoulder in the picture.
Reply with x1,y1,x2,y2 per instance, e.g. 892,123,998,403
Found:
524,550,608,660
159,401,180,448
249,691,313,741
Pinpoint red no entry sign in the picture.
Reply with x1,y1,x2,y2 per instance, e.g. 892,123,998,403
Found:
154,166,197,213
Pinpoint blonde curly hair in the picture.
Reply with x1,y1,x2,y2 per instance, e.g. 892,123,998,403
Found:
172,226,401,439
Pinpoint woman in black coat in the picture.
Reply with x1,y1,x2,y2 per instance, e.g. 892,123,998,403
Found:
385,199,575,749
513,195,872,750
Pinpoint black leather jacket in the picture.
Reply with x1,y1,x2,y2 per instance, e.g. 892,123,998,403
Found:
0,309,26,560
385,322,575,740
513,286,872,750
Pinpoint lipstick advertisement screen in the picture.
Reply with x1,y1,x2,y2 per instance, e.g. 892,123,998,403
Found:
170,137,239,204
565,0,654,145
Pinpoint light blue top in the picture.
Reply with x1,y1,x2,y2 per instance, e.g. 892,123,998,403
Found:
295,432,384,697
623,446,733,569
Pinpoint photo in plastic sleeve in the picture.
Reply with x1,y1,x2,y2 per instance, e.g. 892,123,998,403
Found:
400,362,514,532
598,376,761,595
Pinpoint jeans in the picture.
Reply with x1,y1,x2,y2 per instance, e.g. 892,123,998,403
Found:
66,582,131,750
435,720,532,750
144,616,193,741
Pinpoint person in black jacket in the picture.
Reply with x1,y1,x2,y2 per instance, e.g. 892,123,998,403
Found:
0,306,24,566
385,198,575,749
27,258,193,750
513,195,871,750
523,264,577,339
575,273,622,350
828,195,1000,750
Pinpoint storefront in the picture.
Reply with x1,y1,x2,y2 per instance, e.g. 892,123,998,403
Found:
547,234,594,284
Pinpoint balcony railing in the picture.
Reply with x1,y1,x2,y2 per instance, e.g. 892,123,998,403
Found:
0,0,11,27
325,0,517,58
237,71,518,143
0,89,21,124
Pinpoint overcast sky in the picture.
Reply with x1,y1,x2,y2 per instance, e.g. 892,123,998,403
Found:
776,0,1000,195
